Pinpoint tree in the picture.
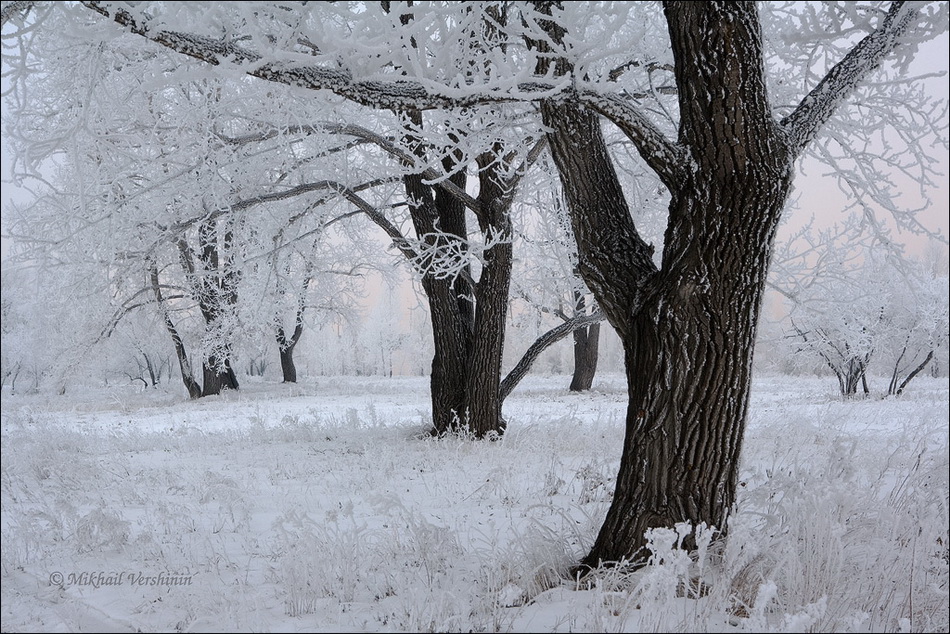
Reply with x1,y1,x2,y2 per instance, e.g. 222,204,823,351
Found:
533,0,946,568
773,223,949,396
6,0,946,569
2,13,382,397
509,181,608,394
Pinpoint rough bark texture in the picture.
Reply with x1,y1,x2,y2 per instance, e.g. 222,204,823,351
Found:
587,1,792,567
463,151,516,437
535,0,795,566
569,323,600,392
402,161,476,435
406,157,515,438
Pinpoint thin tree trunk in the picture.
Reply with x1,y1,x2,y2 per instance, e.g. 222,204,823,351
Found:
143,353,158,387
278,340,297,384
150,265,201,399
894,349,934,395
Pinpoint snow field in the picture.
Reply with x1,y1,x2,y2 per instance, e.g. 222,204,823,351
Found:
1,374,947,632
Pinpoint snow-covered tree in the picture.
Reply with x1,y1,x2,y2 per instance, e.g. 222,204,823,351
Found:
773,222,949,396
4,0,946,569
2,10,380,396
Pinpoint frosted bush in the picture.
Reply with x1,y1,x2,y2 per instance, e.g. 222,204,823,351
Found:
74,507,131,553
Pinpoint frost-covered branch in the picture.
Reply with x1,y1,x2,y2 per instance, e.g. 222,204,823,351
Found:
578,89,684,188
0,0,34,26
79,1,565,112
782,1,923,157
220,121,484,215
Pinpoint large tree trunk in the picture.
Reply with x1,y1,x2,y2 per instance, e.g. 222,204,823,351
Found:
400,117,513,439
464,158,515,437
538,1,794,566
201,356,239,396
569,292,600,392
85,0,923,570
422,273,472,433
403,163,476,435
582,208,783,566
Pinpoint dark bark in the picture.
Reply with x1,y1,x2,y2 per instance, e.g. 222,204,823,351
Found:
892,349,934,396
569,322,600,392
463,151,516,437
837,355,869,397
397,104,522,438
402,160,474,435
143,353,158,387
403,164,515,438
277,320,304,383
201,357,239,396
500,309,605,402
569,293,600,392
535,1,794,566
178,218,241,397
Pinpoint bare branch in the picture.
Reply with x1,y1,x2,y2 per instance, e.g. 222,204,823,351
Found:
500,309,605,402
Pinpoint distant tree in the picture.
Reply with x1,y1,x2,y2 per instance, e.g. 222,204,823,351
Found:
777,227,949,397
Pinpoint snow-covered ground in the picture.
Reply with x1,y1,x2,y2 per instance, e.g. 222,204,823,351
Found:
2,374,947,633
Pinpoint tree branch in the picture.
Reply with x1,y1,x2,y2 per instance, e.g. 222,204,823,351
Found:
500,309,605,402
895,349,934,394
781,1,922,157
0,0,34,26
80,1,564,111
220,121,484,215
578,89,684,188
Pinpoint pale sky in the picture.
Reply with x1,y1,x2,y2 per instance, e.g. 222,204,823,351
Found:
782,32,949,255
